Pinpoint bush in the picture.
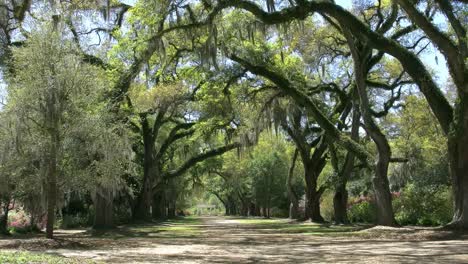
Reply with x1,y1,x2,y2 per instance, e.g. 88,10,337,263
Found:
393,184,453,226
60,213,90,229
7,210,33,234
320,190,334,222
348,199,376,223
270,207,288,218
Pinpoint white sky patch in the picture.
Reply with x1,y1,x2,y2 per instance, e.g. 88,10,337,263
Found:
0,77,6,110
120,0,136,6
335,0,353,9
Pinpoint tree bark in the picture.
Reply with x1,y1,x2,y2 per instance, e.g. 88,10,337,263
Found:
152,192,167,219
448,95,468,228
262,207,268,218
93,187,114,229
303,143,327,223
240,200,249,217
287,149,300,219
167,202,176,219
305,183,324,223
333,186,348,224
342,27,396,226
134,117,157,221
134,167,155,221
133,110,172,221
333,105,360,224
46,113,59,239
0,200,9,235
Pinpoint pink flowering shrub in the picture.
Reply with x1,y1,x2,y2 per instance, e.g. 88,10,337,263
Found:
7,210,31,233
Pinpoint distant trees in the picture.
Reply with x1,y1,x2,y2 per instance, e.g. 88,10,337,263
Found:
203,134,296,218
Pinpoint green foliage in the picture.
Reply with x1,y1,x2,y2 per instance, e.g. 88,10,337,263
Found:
0,251,99,264
393,184,453,226
320,190,335,222
60,213,91,229
249,134,289,210
348,201,377,224
386,95,449,189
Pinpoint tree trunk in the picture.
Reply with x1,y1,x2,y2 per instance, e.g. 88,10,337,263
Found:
357,68,395,226
0,200,9,235
240,201,249,216
333,107,360,224
333,185,348,224
134,171,154,221
93,187,114,229
46,128,59,239
448,97,468,228
231,202,237,215
287,149,300,219
373,153,395,225
248,202,256,216
226,197,236,216
167,200,176,219
303,148,327,223
342,29,396,226
134,116,158,221
305,186,324,222
152,192,167,220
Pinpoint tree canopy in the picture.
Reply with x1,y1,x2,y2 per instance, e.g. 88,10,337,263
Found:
0,0,466,239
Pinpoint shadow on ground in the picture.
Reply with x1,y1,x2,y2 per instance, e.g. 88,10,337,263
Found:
1,216,468,263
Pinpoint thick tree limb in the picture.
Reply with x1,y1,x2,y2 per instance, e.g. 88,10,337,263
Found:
163,142,241,180
396,0,462,73
229,54,370,163
210,0,453,134
389,157,409,163
157,122,196,158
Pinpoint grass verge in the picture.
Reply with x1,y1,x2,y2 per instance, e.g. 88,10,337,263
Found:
0,251,100,264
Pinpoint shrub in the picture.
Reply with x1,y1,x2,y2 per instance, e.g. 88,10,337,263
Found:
393,184,453,226
7,210,32,234
348,200,377,223
60,213,90,229
270,207,288,218
320,190,334,222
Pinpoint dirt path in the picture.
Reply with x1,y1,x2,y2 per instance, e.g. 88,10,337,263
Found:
1,216,468,263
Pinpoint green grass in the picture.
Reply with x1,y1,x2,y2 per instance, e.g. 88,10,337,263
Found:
232,217,367,235
91,216,202,239
0,251,99,264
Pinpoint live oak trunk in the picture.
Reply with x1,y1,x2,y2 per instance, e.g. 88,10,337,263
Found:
167,207,176,219
333,186,348,224
249,202,258,216
152,192,167,220
303,143,327,223
287,149,300,219
133,168,154,221
93,187,114,229
240,200,249,217
226,196,237,216
0,200,9,235
343,28,396,226
448,95,468,228
305,184,324,222
167,200,176,219
134,119,157,221
333,106,360,224
304,167,325,222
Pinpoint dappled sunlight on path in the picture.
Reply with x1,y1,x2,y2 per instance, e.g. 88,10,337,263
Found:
1,216,468,263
